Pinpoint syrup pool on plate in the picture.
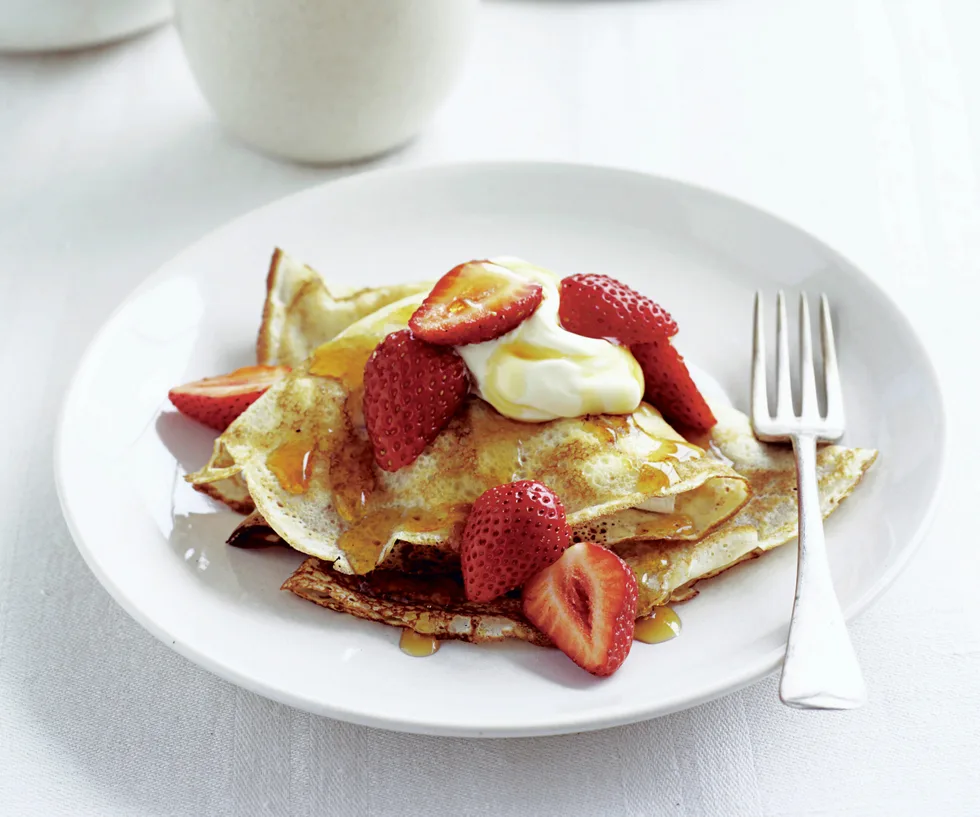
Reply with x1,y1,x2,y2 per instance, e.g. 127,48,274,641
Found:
400,629,440,657
634,607,682,644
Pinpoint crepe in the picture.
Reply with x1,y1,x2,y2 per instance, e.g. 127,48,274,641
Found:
192,440,255,515
282,558,550,646
278,403,876,640
194,251,429,512
228,513,547,645
613,402,877,614
190,295,751,575
256,247,431,368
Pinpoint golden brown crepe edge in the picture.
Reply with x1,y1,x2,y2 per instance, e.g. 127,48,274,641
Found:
255,247,433,367
282,557,551,646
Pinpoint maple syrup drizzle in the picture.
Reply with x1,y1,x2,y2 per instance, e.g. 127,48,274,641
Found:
424,400,533,489
309,334,379,427
399,629,440,657
309,302,419,379
337,507,405,574
402,504,471,535
338,504,472,575
637,463,673,493
443,261,519,313
267,438,315,494
491,339,566,363
591,410,703,499
327,425,375,523
634,607,682,644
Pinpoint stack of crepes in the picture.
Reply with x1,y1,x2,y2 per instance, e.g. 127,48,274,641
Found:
188,250,877,646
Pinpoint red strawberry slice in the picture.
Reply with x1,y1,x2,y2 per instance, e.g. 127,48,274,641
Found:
460,480,571,603
409,260,544,346
168,365,290,431
363,329,469,471
631,339,716,432
522,542,638,677
559,273,678,344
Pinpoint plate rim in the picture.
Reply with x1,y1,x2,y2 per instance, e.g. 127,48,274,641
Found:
54,159,949,737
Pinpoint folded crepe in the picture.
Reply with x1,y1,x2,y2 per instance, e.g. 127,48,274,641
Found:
256,247,432,369
190,294,751,574
282,559,550,646
196,250,430,514
256,401,876,643
612,402,876,614
191,440,255,515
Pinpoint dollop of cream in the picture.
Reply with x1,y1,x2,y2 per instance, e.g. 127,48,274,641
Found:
456,258,644,422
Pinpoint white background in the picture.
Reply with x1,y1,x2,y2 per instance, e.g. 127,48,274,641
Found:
2,1,979,815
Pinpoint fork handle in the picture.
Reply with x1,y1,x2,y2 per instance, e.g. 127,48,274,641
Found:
779,434,867,710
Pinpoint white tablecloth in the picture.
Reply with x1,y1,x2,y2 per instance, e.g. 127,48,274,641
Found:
2,1,978,814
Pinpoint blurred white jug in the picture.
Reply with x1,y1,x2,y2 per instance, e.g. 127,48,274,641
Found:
175,0,480,164
0,0,172,52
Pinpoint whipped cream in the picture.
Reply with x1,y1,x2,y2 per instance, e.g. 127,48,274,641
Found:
456,258,644,422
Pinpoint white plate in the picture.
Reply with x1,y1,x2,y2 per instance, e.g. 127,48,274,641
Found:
55,162,945,737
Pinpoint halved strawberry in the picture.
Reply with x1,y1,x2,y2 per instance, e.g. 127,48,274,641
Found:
408,260,544,346
631,339,716,432
522,542,638,677
363,329,469,471
168,365,290,431
460,480,571,603
559,273,678,344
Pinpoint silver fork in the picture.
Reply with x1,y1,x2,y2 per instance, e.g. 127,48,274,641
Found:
752,292,866,710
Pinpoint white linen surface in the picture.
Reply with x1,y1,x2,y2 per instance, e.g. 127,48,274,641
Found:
1,1,978,814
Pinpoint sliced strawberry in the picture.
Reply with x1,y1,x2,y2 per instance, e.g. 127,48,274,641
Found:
363,329,469,471
631,339,716,432
460,480,571,603
168,365,290,431
559,273,678,344
522,542,638,677
409,260,544,346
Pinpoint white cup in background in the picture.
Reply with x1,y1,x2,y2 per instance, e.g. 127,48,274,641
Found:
0,0,172,52
174,0,480,164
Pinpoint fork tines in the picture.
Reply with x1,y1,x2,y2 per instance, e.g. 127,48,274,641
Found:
751,292,844,441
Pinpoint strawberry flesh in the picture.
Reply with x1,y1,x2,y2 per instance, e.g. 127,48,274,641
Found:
363,329,469,471
630,339,716,432
522,542,638,677
559,273,678,344
409,260,544,346
461,480,571,602
168,365,290,431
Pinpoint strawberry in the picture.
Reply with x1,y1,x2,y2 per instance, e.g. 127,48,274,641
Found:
460,480,571,603
363,329,469,471
522,542,638,677
409,260,544,346
630,339,716,432
558,273,678,344
168,365,290,431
